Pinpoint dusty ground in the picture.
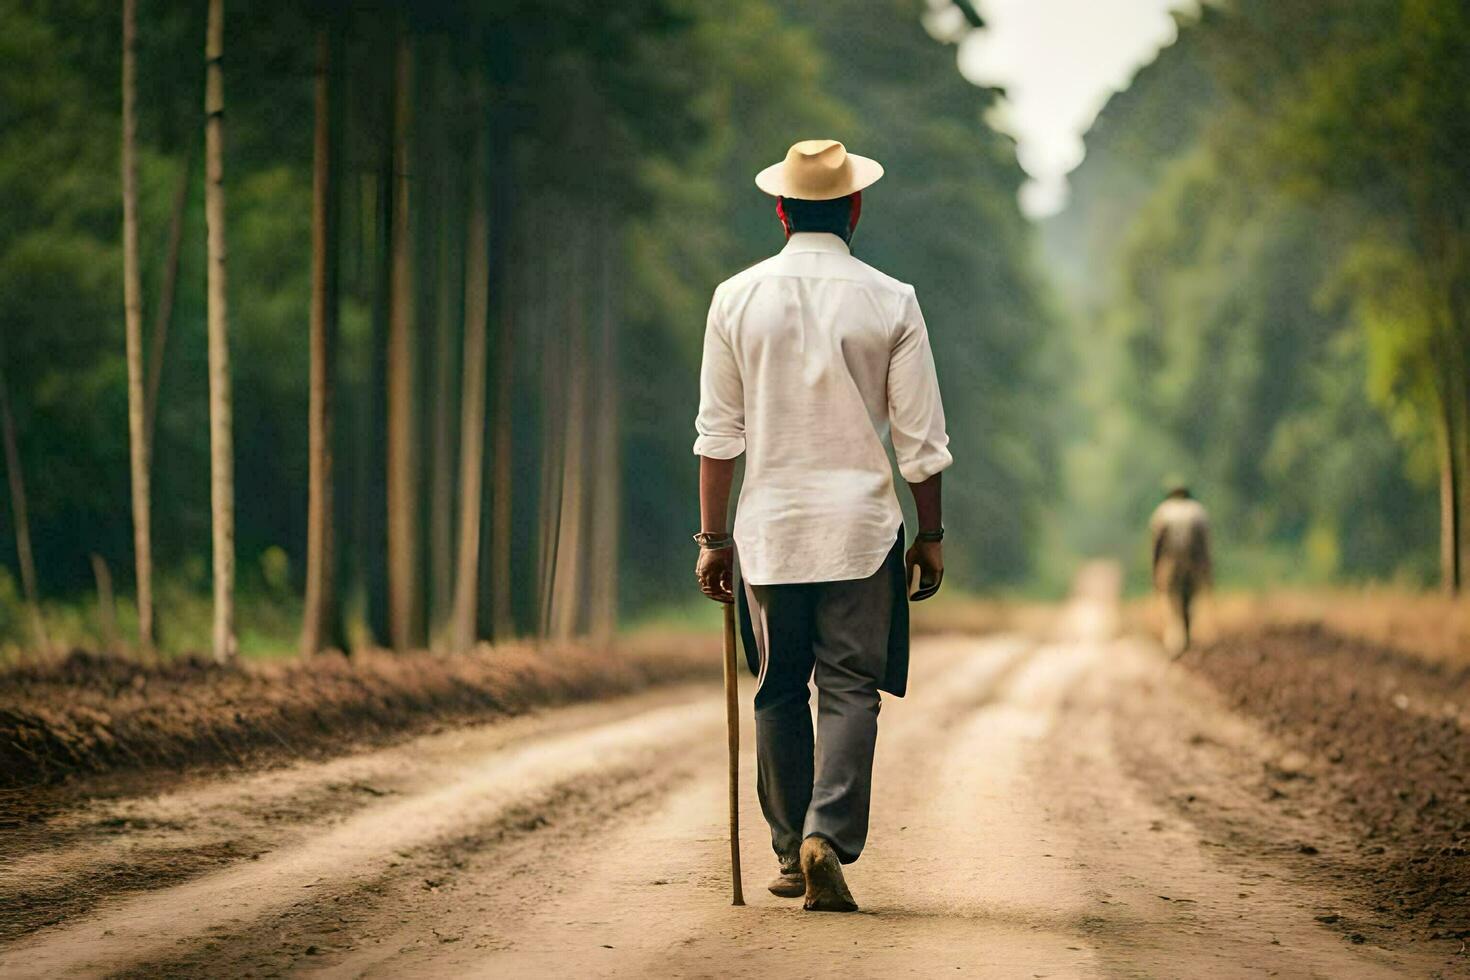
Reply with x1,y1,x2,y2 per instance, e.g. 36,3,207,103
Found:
0,579,1464,978
1177,624,1470,943
0,635,715,793
1163,589,1470,668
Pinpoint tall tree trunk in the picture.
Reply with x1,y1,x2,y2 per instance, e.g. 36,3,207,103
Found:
548,356,587,640
386,30,419,653
1447,238,1470,585
1412,199,1467,594
535,206,566,637
204,0,237,662
302,25,343,657
428,51,457,648
1453,377,1469,595
121,0,154,657
0,356,48,655
587,208,620,640
485,125,516,641
507,213,543,637
451,111,490,653
1438,386,1463,594
90,553,118,653
488,235,515,640
144,143,193,452
548,225,590,640
362,108,393,648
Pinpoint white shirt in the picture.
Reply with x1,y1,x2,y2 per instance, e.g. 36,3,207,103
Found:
1150,497,1211,567
694,232,952,585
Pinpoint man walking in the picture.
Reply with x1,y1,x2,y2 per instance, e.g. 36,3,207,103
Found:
692,140,951,912
1150,485,1212,655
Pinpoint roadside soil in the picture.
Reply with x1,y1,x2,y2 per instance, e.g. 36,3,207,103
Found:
0,634,715,798
1175,623,1470,943
0,581,1463,977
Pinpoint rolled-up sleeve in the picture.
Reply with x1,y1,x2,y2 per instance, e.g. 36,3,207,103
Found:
888,286,952,482
693,288,746,459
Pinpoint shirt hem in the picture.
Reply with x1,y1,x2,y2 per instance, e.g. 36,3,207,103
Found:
739,518,903,587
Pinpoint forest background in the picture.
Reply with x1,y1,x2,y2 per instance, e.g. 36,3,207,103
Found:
0,0,1463,659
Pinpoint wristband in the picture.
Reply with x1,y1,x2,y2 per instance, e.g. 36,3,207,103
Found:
693,532,734,550
915,527,944,542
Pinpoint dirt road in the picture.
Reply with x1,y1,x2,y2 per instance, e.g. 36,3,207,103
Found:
0,578,1458,978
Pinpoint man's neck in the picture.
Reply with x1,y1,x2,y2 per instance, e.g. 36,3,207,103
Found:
781,231,851,255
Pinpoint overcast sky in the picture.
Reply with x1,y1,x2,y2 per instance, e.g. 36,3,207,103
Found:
951,0,1195,218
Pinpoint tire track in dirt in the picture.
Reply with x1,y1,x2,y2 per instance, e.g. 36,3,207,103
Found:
1035,637,1444,977
0,695,720,978
0,685,712,946
107,636,1031,978
326,634,1050,979
112,763,692,978
359,603,1443,977
3,597,1459,978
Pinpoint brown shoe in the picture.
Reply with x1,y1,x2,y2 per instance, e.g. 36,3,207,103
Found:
800,836,858,912
767,869,805,898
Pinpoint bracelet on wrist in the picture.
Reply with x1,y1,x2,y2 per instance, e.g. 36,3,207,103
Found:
693,531,734,550
915,527,945,543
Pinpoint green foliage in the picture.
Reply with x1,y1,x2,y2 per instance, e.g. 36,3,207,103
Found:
624,0,1062,600
1047,1,1449,590
0,0,1060,651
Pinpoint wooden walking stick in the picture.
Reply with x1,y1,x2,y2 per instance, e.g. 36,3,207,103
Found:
722,600,745,906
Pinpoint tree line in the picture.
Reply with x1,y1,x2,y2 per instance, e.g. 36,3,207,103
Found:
1046,0,1465,591
0,0,1060,659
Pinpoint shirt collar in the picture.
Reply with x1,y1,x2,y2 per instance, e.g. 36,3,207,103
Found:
781,232,851,256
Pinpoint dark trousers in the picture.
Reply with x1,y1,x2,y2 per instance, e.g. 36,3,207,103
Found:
1160,559,1200,651
743,551,894,868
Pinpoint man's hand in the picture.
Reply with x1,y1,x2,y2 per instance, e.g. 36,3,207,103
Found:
905,474,943,601
696,456,737,604
695,547,735,603
906,539,943,601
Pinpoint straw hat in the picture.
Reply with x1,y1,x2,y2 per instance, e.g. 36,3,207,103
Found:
755,139,884,200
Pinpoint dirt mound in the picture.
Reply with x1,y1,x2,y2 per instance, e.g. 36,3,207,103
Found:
1181,624,1470,940
0,637,716,793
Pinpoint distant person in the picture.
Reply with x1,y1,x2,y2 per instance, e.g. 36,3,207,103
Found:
1150,485,1212,654
691,140,951,912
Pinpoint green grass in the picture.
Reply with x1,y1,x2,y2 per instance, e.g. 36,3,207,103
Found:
0,568,302,663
